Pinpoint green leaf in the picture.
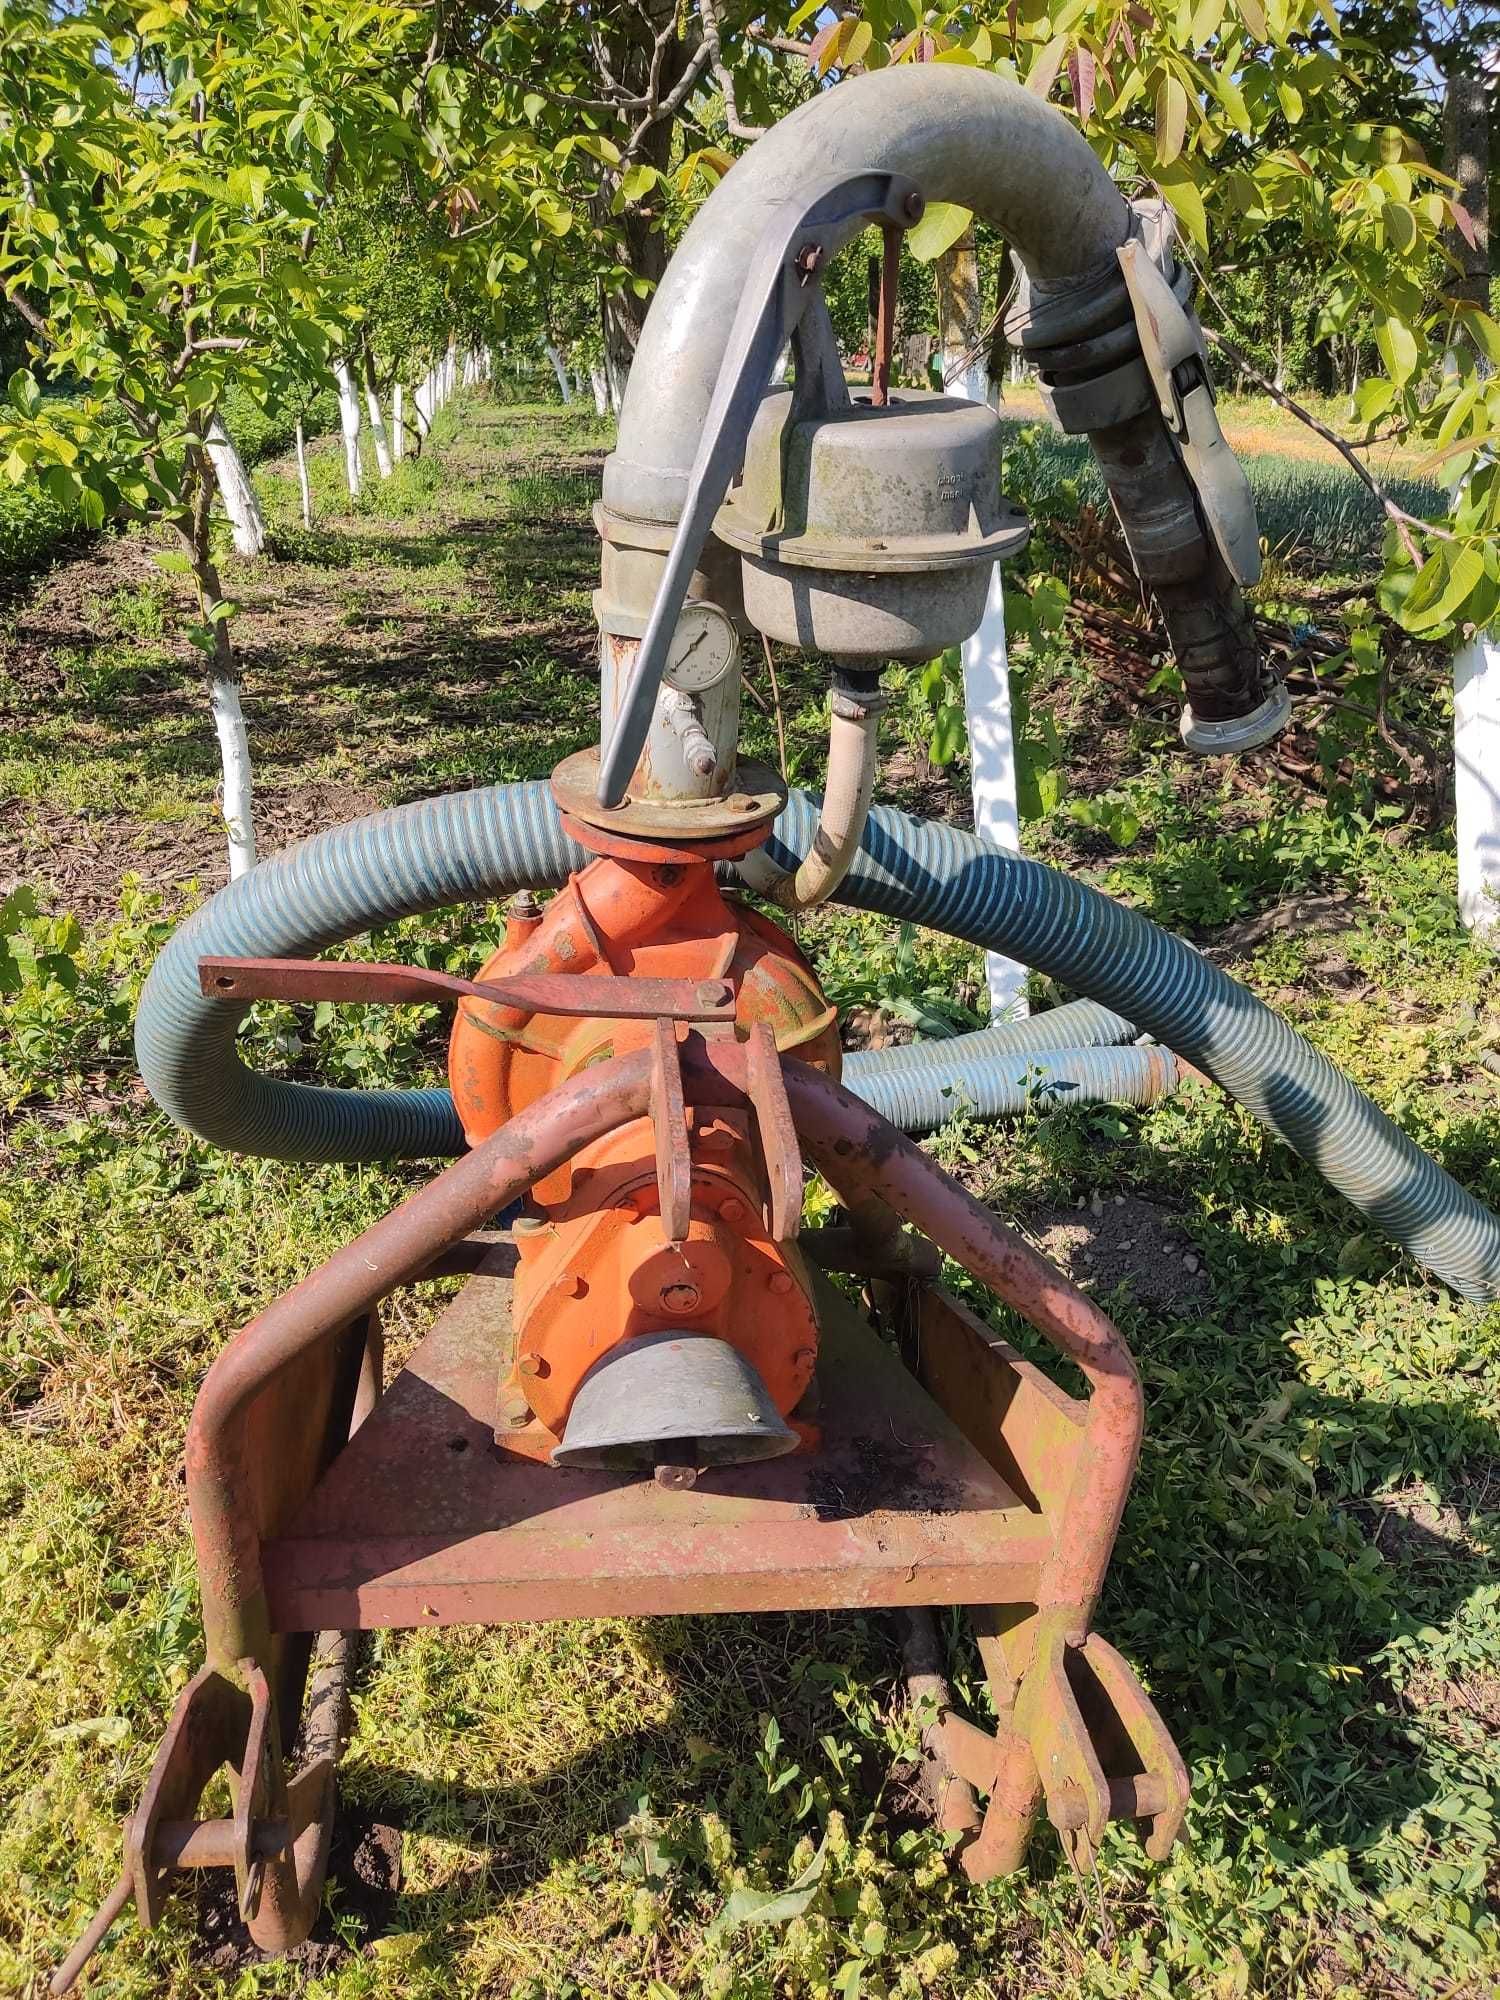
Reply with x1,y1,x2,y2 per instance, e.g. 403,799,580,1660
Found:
1155,74,1189,167
227,163,270,212
906,201,973,264
1352,377,1395,426
1454,305,1500,368
1382,199,1416,253
1401,543,1484,634
152,550,193,574
1276,80,1303,123
7,369,42,419
1154,163,1208,252
617,164,658,205
1235,0,1268,33
1374,315,1418,388
708,1839,827,1939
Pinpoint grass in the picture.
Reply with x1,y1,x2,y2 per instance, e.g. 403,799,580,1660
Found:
2,396,1498,1999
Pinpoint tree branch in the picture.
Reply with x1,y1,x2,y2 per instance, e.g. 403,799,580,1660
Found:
2,281,48,341
700,0,765,139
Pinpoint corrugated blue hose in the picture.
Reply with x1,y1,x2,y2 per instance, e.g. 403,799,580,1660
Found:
134,782,1500,1299
843,1044,1177,1131
841,997,1137,1082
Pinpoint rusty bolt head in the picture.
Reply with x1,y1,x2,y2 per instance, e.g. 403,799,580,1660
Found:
768,1271,794,1296
655,1461,699,1490
719,1196,746,1224
659,1281,702,1315
794,1347,816,1369
794,241,824,277
903,191,924,221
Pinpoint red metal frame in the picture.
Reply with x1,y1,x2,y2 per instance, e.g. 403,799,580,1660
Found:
53,1034,1187,1990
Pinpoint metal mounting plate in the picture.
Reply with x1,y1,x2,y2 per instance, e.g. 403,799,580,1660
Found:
261,1272,1049,1630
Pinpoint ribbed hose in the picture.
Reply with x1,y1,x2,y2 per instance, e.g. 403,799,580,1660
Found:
135,783,586,1161
760,793,1500,1301
845,1044,1177,1133
842,998,1136,1085
134,782,1500,1299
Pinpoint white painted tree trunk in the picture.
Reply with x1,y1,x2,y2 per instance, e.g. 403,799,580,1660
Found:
954,348,1028,1020
543,341,573,403
294,419,312,530
333,358,363,498
1456,629,1500,940
962,558,1029,1020
205,416,265,558
363,380,394,479
392,384,405,463
209,670,257,878
589,361,610,416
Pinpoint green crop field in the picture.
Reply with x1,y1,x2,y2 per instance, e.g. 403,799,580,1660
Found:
2,399,1497,2000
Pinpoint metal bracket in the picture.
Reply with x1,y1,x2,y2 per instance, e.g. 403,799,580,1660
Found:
596,167,923,808
650,1018,693,1246
1117,239,1261,588
743,1023,801,1242
1014,1623,1189,1869
199,955,737,1025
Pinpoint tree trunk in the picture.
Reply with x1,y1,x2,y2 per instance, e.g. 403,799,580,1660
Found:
543,340,573,403
361,349,394,479
204,415,265,558
594,6,685,395
182,450,256,878
209,663,257,880
1444,66,1491,324
935,226,990,404
333,358,363,498
589,359,610,416
294,418,313,530
392,383,405,463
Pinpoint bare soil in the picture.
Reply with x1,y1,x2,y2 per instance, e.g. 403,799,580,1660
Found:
1026,1192,1211,1314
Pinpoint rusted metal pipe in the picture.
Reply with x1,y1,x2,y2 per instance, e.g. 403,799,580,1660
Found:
187,1050,659,1671
772,1056,1143,1625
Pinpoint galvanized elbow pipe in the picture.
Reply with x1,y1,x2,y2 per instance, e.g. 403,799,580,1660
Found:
605,65,1276,741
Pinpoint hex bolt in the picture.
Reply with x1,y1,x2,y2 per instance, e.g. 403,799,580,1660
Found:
903,190,924,220
719,1196,746,1224
768,1271,794,1296
794,241,824,277
513,1215,548,1237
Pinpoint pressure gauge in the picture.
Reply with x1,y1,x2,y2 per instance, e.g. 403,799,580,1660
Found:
663,601,737,693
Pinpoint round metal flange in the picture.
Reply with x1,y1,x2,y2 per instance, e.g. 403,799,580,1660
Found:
1179,682,1292,755
552,747,785,846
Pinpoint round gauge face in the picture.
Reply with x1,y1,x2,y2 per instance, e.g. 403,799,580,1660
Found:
663,601,737,693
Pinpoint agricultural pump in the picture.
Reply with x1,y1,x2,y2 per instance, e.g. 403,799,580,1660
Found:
56,67,1500,1988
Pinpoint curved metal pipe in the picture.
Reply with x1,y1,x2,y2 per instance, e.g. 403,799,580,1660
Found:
605,65,1271,729
608,67,1130,523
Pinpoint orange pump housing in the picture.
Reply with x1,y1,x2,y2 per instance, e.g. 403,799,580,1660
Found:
447,841,840,1456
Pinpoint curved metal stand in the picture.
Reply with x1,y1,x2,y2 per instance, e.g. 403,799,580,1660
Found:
54,1035,1186,1985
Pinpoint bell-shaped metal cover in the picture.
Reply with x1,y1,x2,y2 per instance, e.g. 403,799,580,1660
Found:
554,1331,797,1475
